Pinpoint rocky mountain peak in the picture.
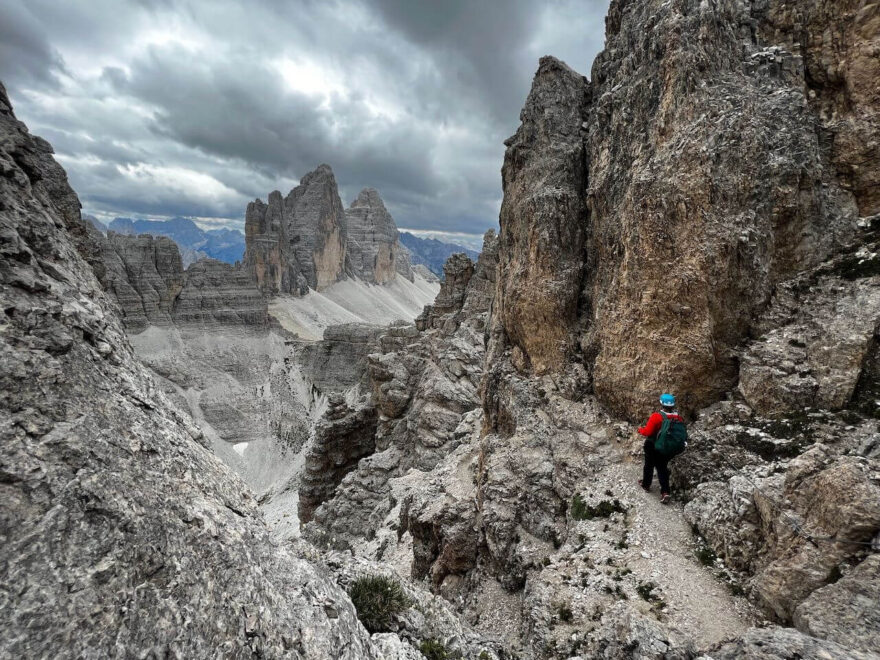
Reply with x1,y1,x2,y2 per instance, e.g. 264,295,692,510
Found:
244,164,417,293
345,186,413,284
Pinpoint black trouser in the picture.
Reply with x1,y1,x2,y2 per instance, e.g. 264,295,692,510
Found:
642,438,671,494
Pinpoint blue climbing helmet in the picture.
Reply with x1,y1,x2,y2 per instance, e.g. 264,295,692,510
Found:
659,393,676,407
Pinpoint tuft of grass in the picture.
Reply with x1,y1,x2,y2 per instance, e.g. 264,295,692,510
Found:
571,495,627,521
349,575,410,633
419,639,450,660
554,601,574,623
827,565,844,584
727,582,746,596
696,544,717,566
637,581,661,603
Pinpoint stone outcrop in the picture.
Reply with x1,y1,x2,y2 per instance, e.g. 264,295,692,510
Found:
708,626,877,660
303,231,499,552
97,232,268,332
297,323,385,393
739,217,880,416
173,258,269,328
415,253,474,331
793,553,880,655
0,82,377,658
345,188,413,284
488,57,589,376
243,164,349,295
99,232,184,332
298,396,378,524
486,0,875,421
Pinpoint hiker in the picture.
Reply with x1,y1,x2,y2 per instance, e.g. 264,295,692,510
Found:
637,393,687,504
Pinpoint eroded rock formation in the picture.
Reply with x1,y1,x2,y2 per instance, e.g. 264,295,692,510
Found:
244,164,349,295
0,81,378,658
345,188,413,284
487,0,877,421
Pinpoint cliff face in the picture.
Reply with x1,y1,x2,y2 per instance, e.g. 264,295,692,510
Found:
302,231,499,552
490,58,590,376
0,82,377,658
97,231,267,332
244,168,417,295
99,232,184,332
488,0,875,420
345,188,414,284
243,164,349,294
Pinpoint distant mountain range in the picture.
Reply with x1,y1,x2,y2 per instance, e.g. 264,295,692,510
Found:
88,216,247,267
399,232,480,277
85,215,480,276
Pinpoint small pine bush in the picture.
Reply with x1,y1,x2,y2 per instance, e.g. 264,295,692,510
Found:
349,575,410,633
419,638,450,660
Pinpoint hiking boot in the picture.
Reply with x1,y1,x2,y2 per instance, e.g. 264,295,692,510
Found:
638,479,650,492
659,492,671,504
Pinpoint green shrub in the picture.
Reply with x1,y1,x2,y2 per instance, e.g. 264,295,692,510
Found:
636,581,660,602
571,494,626,521
349,575,410,633
419,638,450,660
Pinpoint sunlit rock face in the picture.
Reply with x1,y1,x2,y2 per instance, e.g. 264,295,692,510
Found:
487,0,873,421
244,163,350,295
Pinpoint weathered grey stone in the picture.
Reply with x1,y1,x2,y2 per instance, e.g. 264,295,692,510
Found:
0,81,378,658
297,323,384,393
244,164,349,295
99,232,184,332
707,626,878,660
298,395,378,524
487,56,589,377
794,554,880,655
345,188,413,284
173,258,269,328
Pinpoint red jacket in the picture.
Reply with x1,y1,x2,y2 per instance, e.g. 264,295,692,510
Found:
638,411,684,437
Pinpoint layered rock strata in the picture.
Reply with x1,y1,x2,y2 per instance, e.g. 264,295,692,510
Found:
98,232,267,332
0,82,377,658
345,188,413,284
302,231,498,550
99,232,184,332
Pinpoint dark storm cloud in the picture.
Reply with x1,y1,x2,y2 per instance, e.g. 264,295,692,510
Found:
0,0,609,235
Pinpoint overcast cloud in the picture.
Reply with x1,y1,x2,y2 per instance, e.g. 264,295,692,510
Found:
0,0,608,238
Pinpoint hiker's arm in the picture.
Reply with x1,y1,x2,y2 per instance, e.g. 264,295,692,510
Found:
637,413,662,437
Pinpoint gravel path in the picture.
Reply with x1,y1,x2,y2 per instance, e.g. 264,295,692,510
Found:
610,453,759,648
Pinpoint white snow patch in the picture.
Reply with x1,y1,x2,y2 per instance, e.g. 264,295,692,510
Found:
233,442,249,457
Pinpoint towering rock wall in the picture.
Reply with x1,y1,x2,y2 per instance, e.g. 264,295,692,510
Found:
243,164,349,295
0,82,377,658
244,167,417,295
345,188,414,284
286,164,350,290
99,232,184,332
488,0,874,421
489,58,590,376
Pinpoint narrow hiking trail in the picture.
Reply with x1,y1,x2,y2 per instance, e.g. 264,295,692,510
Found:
552,395,761,651
612,457,760,647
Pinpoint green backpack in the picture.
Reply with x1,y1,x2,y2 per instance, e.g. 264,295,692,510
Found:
654,411,687,458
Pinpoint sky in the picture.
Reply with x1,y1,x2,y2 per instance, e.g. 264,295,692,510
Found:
0,0,609,242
